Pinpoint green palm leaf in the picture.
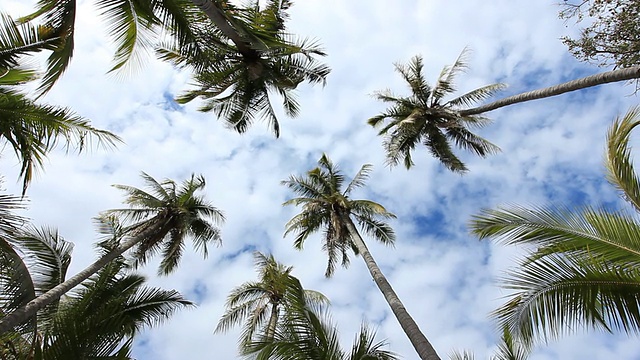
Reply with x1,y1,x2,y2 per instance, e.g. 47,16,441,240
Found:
470,107,640,347
0,87,122,193
606,106,640,212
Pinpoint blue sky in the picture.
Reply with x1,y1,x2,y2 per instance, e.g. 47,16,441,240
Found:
4,0,640,359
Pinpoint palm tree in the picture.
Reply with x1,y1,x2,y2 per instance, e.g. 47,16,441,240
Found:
449,326,529,360
282,154,441,360
469,106,640,346
157,0,329,137
0,13,122,194
369,49,640,172
241,273,398,360
215,251,328,347
0,224,73,354
368,49,504,172
0,216,193,359
16,0,329,129
0,172,224,334
15,0,201,94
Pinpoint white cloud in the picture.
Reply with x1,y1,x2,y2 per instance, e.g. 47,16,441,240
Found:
4,0,640,359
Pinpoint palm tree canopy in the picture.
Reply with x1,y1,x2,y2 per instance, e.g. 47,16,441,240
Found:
15,0,206,94
368,48,504,172
449,326,529,360
0,13,122,194
240,275,398,360
216,251,329,348
469,106,640,346
0,214,193,359
105,172,225,275
282,154,396,277
158,0,330,137
0,224,72,346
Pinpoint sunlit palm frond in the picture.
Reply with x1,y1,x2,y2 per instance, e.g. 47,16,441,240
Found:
449,350,475,360
156,1,329,138
243,275,395,360
284,210,327,249
606,106,640,212
353,215,396,246
492,325,530,360
445,124,501,157
218,252,327,351
470,205,640,268
343,164,372,196
349,324,398,360
431,48,471,103
15,226,72,299
447,83,506,109
21,0,76,96
95,0,157,73
423,123,467,172
493,253,640,347
46,258,192,358
283,155,394,278
0,235,36,319
0,13,60,69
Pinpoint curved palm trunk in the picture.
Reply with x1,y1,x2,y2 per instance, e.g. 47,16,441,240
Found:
460,66,640,116
343,216,441,360
0,222,166,335
189,0,254,56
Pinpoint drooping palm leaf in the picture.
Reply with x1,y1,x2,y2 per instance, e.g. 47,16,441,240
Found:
0,87,122,193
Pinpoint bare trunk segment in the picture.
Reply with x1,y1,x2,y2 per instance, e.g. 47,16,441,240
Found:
343,216,441,360
460,66,640,116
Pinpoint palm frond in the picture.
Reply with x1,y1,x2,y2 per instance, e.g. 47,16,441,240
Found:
0,88,121,193
349,324,398,360
0,12,60,69
493,253,640,346
343,164,372,196
605,106,640,212
470,205,640,268
447,83,507,109
95,0,157,72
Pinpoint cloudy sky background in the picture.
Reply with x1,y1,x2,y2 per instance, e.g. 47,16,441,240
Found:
4,0,640,359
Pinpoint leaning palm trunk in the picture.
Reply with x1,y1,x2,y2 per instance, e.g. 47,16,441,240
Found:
343,215,441,360
0,221,168,335
460,66,640,116
189,0,255,56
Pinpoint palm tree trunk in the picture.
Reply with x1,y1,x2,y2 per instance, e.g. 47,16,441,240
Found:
0,222,167,335
189,0,255,56
343,216,441,360
460,66,640,116
265,303,279,340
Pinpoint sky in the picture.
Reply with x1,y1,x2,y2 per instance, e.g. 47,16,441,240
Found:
3,0,640,359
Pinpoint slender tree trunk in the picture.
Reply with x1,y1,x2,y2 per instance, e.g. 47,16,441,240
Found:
343,216,441,360
0,222,166,335
460,66,640,116
265,303,279,340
